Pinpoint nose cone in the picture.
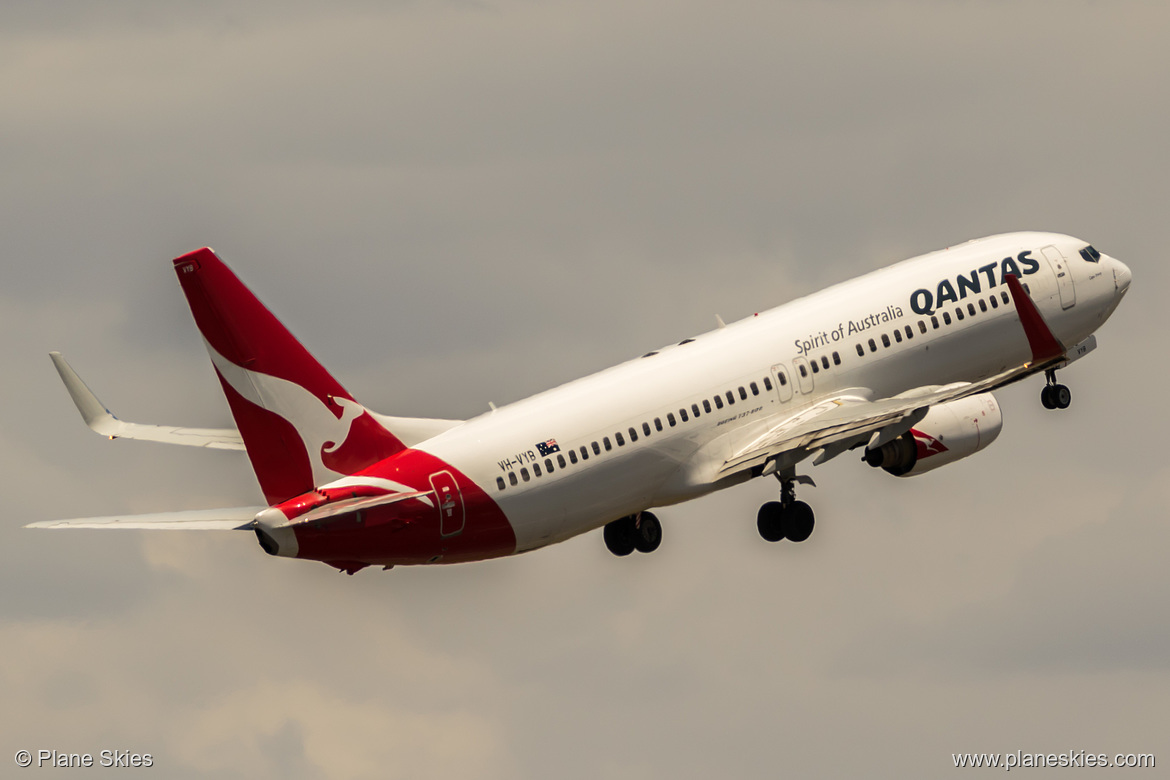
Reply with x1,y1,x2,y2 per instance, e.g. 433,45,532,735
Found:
1112,257,1132,295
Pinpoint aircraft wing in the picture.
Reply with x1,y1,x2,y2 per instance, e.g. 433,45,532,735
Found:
721,274,1090,476
50,352,246,450
718,369,1026,476
26,506,264,530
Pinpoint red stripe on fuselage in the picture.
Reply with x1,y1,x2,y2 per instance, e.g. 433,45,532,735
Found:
288,449,517,566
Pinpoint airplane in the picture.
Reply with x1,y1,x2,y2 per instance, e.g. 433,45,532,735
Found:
30,233,1132,574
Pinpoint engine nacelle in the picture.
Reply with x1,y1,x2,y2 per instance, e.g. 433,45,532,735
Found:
864,393,1003,477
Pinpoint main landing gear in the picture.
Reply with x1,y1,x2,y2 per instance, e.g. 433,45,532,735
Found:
757,470,815,543
604,511,662,557
1040,368,1071,410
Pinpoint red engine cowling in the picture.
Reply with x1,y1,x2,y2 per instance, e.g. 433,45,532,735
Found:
864,393,1003,477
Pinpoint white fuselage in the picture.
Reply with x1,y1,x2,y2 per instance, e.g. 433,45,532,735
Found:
411,232,1128,553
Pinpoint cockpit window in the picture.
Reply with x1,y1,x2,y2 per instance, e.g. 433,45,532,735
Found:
1080,245,1101,263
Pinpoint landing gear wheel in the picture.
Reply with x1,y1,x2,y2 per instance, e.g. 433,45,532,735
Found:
757,501,785,542
633,512,662,553
785,501,815,543
1042,370,1071,410
1052,384,1071,409
603,518,636,557
1041,385,1056,409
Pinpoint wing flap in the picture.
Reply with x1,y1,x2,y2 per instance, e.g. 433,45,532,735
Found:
26,506,265,530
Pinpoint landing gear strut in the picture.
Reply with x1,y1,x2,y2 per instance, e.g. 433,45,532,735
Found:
604,511,662,557
1040,368,1071,410
757,470,815,543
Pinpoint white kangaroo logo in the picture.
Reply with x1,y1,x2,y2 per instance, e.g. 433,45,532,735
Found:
207,342,370,488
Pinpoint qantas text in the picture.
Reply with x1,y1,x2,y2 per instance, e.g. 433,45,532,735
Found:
910,250,1040,315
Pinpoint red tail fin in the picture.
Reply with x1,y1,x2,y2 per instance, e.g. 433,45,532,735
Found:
173,248,405,505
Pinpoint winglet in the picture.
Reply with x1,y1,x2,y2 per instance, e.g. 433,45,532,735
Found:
49,352,121,437
1004,274,1064,364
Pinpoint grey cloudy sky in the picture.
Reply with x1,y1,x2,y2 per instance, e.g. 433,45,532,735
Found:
2,1,1167,777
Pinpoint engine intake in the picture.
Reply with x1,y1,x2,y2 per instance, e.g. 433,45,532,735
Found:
864,393,1003,477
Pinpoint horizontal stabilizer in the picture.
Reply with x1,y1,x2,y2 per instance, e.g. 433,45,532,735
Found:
50,352,245,450
26,506,265,530
286,489,434,526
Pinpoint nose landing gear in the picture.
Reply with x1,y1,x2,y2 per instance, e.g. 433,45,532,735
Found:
1041,368,1071,410
757,469,815,543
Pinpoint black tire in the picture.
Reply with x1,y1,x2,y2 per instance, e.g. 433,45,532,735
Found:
633,512,662,553
1041,386,1056,409
604,518,636,556
757,501,785,542
1053,384,1071,409
785,501,815,543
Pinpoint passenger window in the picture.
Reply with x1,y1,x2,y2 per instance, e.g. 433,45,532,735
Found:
943,311,952,325
777,372,787,386
703,400,711,413
967,303,976,316
497,477,506,491
1022,283,1030,295
714,395,724,409
667,412,677,426
569,450,578,464
881,333,891,348
799,364,808,377
868,338,877,352
615,432,625,446
545,458,554,473
592,441,601,455
533,462,542,476
821,356,830,370
509,472,518,486
856,343,865,357
628,427,637,442
918,320,927,334
723,390,733,405
904,325,913,340
931,315,939,329
750,382,759,396
739,386,748,400
643,421,652,436
1001,291,1010,304
763,376,773,391
557,454,566,468
680,408,690,422
990,295,999,309
978,299,987,313
654,417,663,431
956,307,964,321
811,361,820,374
521,467,530,482
832,351,841,365
893,329,902,343
603,437,612,451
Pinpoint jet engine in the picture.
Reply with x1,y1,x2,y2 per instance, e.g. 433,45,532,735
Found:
864,393,1003,477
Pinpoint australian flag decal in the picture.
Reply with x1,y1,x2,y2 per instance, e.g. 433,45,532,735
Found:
536,439,560,456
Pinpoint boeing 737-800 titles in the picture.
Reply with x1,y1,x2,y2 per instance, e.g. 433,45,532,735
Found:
31,233,1131,574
